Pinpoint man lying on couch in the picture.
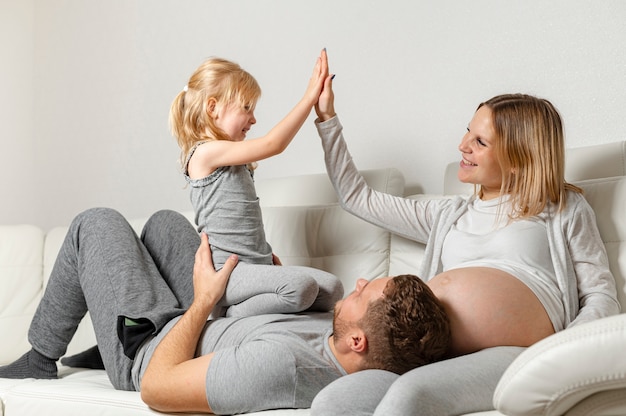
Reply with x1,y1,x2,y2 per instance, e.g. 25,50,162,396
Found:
0,208,450,414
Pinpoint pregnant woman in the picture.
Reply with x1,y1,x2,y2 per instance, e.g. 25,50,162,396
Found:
310,58,619,415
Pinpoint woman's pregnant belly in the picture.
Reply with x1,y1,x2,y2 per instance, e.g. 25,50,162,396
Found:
427,267,555,356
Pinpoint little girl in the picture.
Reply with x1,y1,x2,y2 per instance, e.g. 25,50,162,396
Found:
169,50,343,317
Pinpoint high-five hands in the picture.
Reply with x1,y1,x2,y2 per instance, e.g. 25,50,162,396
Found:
303,48,330,105
315,49,336,121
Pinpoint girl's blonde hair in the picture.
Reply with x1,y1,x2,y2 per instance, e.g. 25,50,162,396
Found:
479,93,582,219
169,57,262,169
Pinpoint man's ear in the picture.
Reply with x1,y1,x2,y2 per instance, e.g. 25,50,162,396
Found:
349,329,367,354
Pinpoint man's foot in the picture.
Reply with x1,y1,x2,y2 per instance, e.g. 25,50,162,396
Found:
0,349,58,379
60,345,104,369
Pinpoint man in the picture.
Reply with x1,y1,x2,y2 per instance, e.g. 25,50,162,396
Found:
0,208,450,414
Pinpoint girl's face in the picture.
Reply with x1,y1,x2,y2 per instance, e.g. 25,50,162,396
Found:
214,102,256,142
457,105,503,199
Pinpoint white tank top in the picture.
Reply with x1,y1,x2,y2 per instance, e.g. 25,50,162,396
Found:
441,196,565,331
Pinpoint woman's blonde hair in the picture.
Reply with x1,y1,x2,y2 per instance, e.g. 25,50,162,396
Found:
479,93,581,218
169,57,261,169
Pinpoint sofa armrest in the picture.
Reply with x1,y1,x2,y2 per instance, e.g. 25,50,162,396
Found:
493,313,626,416
565,388,626,416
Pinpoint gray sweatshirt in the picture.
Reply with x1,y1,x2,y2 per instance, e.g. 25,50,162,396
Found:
315,116,620,328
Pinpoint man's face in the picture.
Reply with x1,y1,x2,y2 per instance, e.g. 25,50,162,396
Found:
332,277,391,335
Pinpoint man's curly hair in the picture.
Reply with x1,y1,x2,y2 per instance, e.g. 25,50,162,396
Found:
358,274,450,374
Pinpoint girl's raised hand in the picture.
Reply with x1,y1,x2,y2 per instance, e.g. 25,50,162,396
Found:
303,49,329,104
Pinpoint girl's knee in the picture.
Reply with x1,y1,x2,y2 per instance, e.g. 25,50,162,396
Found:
326,277,344,301
288,275,320,311
309,272,344,311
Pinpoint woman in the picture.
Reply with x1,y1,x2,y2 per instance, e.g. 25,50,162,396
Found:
310,62,619,415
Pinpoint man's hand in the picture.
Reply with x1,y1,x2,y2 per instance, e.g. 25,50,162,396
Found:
141,233,238,414
193,233,238,307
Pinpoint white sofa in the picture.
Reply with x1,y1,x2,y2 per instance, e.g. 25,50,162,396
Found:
1,140,625,416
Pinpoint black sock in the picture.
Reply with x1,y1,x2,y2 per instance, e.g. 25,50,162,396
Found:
60,345,104,370
0,349,58,379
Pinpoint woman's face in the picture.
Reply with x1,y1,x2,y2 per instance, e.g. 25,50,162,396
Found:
457,106,503,199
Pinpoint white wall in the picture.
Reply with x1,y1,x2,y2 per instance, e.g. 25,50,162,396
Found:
2,0,625,230
1,0,35,223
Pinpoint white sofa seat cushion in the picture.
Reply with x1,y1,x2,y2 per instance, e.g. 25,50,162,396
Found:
2,367,318,416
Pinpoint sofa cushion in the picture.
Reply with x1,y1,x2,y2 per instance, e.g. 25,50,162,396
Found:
258,168,407,293
263,204,393,294
565,141,626,182
256,168,405,207
3,369,178,416
575,176,626,307
2,367,314,416
0,225,44,365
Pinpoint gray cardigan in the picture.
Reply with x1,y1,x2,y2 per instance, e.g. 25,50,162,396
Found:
316,116,620,329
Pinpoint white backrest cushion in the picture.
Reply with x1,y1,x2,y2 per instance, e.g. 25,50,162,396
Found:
262,204,392,295
256,168,405,207
566,141,626,182
0,225,44,364
575,176,626,309
258,168,406,294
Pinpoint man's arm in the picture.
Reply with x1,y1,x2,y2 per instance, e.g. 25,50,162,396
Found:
140,233,238,413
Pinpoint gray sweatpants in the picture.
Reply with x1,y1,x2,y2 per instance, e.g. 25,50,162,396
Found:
28,208,200,391
310,346,524,416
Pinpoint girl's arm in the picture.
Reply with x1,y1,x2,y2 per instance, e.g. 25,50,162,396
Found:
190,50,328,177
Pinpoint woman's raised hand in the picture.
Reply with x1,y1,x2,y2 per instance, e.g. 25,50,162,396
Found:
315,50,336,122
